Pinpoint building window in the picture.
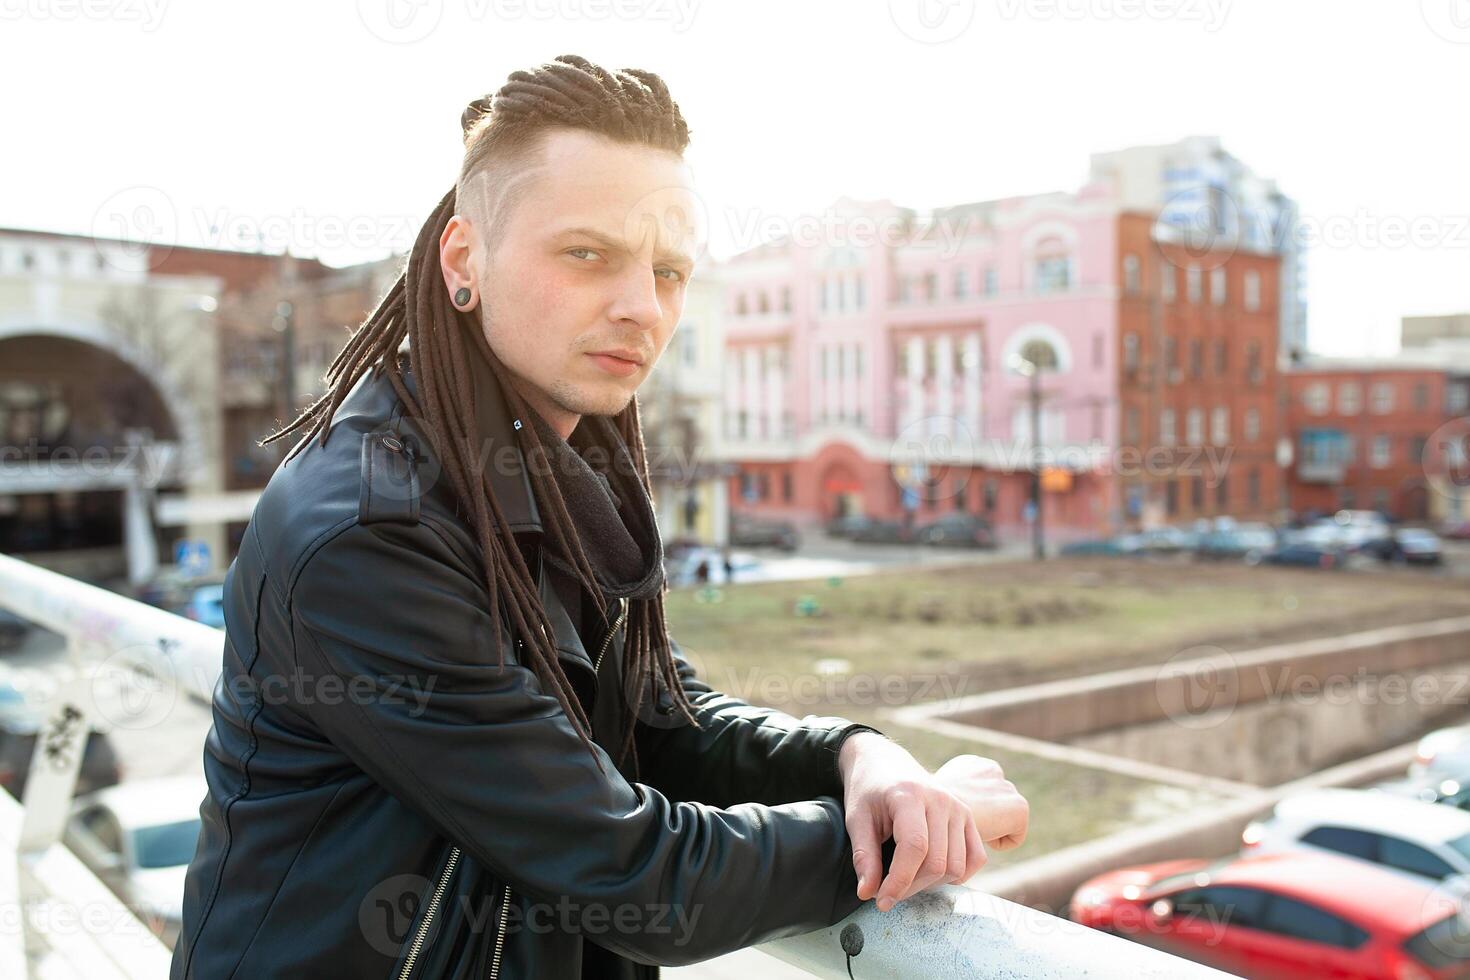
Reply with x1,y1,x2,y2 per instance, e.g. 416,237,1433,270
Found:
1244,270,1261,312
782,471,793,502
1410,436,1428,463
1246,342,1262,384
1189,339,1203,379
953,267,969,299
1371,435,1392,468
896,275,911,305
1338,382,1362,415
758,292,770,314
1210,267,1226,306
1161,265,1175,302
1211,406,1229,445
1413,382,1429,411
1248,468,1260,508
1160,408,1177,446
1191,476,1204,509
855,276,866,309
1214,339,1228,375
1371,382,1396,414
1245,407,1261,442
1093,332,1105,369
924,272,938,302
1123,332,1140,374
1166,479,1179,515
1163,337,1178,380
781,285,792,312
1304,382,1330,415
1033,238,1072,294
735,294,748,316
1187,266,1202,303
1215,475,1229,509
1123,254,1141,294
1449,383,1470,414
1125,406,1140,444
984,266,998,295
1186,408,1203,445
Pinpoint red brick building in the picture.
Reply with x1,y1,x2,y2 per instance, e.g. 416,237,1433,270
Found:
1284,358,1447,520
1115,213,1285,527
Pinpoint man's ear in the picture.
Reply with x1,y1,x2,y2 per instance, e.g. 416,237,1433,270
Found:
439,214,479,308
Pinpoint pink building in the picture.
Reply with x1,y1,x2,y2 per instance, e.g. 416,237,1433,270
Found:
718,186,1125,543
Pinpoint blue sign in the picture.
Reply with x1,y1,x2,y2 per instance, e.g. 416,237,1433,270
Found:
175,539,212,577
901,486,919,511
1023,500,1037,524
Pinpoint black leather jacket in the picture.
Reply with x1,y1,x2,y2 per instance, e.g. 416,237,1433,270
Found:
172,347,887,979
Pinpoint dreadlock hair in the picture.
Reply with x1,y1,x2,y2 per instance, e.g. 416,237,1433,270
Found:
261,54,701,779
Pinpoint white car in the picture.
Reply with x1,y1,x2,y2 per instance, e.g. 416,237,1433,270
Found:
1242,788,1470,885
1410,724,1470,779
63,776,205,948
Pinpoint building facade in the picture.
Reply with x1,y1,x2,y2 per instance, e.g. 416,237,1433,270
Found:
716,191,1283,544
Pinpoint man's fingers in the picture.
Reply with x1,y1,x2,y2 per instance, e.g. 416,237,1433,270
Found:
944,810,967,883
846,808,884,901
963,812,988,881
876,796,927,911
903,797,949,900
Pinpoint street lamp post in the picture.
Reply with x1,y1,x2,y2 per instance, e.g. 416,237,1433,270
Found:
1008,352,1047,560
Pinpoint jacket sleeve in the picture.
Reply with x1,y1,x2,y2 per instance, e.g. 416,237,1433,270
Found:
634,635,884,810
288,519,886,967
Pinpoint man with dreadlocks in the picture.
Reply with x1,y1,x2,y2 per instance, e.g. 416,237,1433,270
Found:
173,54,1028,979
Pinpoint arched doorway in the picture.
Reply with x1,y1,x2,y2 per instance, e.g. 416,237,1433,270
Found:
0,333,186,582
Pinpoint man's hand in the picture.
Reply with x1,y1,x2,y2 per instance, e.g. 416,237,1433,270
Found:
838,733,988,912
933,754,1029,851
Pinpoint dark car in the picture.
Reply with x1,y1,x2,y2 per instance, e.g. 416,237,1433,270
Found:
1195,523,1279,564
1264,528,1349,570
915,513,997,549
1060,534,1146,557
0,610,33,653
849,518,917,545
729,514,799,552
1370,528,1445,566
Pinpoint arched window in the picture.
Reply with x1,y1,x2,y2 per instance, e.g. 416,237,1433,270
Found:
1033,237,1072,294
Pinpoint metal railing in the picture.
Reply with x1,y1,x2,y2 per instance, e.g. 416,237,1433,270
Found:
0,553,1233,979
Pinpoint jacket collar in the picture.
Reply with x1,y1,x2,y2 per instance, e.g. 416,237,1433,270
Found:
384,339,545,538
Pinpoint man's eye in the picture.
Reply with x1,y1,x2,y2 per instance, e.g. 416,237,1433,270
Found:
567,247,598,261
656,268,685,283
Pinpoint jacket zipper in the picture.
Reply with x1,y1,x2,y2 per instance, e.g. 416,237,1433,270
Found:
398,845,460,980
490,599,625,980
402,600,628,980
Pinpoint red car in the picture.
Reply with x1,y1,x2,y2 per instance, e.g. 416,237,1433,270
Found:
1069,851,1470,978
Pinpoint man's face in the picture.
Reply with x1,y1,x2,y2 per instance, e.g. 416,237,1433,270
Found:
462,128,702,437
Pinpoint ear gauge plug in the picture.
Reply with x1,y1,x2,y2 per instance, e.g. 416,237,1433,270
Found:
454,287,472,308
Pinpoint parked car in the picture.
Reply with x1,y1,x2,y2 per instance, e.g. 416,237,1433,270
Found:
728,514,799,552
1195,523,1279,564
1242,788,1470,885
1411,725,1470,780
0,700,123,800
1375,773,1470,813
1368,528,1446,566
848,518,917,545
1315,509,1394,554
136,571,227,622
825,513,872,538
1441,520,1470,541
0,609,32,652
1263,526,1350,569
1070,850,1470,979
914,513,996,549
1060,534,1146,557
1136,525,1200,554
64,776,205,948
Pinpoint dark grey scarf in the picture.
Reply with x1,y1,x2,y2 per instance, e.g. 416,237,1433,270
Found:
525,410,665,604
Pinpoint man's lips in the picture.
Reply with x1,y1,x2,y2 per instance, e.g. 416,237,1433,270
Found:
587,349,646,365
586,351,644,377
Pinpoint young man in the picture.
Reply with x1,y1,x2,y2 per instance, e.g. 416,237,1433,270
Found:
172,55,1027,979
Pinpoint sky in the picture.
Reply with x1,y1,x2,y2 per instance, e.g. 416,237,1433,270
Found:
2,0,1467,357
